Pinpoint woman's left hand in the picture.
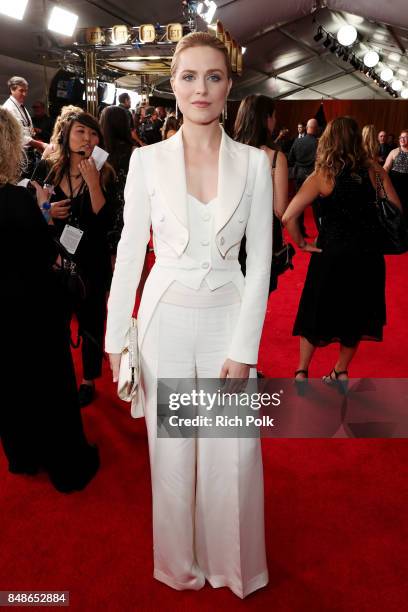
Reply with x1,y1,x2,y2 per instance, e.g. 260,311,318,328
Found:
219,359,250,393
78,157,100,189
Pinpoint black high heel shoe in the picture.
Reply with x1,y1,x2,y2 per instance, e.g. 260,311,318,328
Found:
294,369,308,396
322,368,349,395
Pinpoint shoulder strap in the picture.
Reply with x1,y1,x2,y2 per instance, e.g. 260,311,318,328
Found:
272,149,279,170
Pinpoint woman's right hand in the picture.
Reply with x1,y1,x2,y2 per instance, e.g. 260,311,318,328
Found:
109,353,122,383
50,199,71,220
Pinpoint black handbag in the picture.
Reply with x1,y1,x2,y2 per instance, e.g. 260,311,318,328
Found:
272,241,295,276
375,173,408,255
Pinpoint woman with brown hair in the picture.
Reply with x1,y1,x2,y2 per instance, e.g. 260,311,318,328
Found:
234,93,288,291
100,105,135,254
0,107,99,491
282,116,401,384
41,104,84,161
32,112,117,407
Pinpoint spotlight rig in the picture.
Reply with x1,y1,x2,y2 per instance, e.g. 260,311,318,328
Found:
312,23,400,98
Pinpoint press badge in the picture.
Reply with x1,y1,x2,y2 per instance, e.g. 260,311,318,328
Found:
60,224,84,254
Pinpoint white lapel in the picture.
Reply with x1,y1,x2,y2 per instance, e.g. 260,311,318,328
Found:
154,128,188,228
153,125,248,234
215,128,249,235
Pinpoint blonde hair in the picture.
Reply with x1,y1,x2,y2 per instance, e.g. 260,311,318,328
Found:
362,124,379,160
315,116,370,181
0,108,25,186
170,31,231,78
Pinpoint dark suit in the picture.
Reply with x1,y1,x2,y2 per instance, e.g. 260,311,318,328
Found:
288,134,318,190
288,134,319,234
379,143,393,165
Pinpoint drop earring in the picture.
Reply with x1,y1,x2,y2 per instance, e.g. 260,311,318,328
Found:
222,100,228,125
175,99,178,120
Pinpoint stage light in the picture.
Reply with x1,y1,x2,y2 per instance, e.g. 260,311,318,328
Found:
380,68,393,82
364,51,379,68
401,88,408,99
0,0,28,20
337,25,358,46
197,1,217,24
391,79,403,91
323,35,331,48
48,6,78,36
314,27,323,42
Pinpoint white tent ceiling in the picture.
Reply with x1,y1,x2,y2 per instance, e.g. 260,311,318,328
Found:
1,0,408,104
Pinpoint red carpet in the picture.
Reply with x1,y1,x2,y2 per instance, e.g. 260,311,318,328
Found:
2,211,408,611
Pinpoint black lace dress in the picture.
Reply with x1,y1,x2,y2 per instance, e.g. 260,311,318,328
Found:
293,167,386,347
389,149,408,217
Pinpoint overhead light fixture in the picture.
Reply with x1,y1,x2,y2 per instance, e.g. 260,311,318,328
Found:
314,26,323,42
197,1,217,24
337,24,358,46
380,68,393,82
364,51,380,68
323,35,331,48
401,88,408,99
48,6,78,36
0,0,28,20
241,47,247,54
391,79,403,91
389,52,400,63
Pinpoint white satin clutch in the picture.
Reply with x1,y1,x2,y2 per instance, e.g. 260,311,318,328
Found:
117,318,139,402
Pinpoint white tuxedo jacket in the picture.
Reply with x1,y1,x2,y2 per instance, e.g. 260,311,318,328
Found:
105,126,272,366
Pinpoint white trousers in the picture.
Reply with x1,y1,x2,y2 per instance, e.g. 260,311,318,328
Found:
141,301,268,599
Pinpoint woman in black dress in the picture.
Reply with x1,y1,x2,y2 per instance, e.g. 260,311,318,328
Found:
99,105,134,256
282,117,401,383
384,129,408,217
0,107,99,492
233,94,288,292
32,112,117,407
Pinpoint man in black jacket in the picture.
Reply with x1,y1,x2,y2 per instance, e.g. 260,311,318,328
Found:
378,130,393,165
288,118,319,235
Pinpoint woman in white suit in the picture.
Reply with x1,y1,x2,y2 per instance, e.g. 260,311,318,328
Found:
105,32,272,598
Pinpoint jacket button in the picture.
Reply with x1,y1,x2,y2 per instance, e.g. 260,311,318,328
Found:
220,236,225,245
200,240,209,246
202,213,211,221
201,261,210,269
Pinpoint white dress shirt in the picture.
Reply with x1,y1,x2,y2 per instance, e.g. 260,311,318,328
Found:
2,96,33,146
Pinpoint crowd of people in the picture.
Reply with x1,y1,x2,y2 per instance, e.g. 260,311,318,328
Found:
0,29,407,597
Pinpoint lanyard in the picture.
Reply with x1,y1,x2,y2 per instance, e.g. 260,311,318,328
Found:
10,97,32,128
66,172,86,227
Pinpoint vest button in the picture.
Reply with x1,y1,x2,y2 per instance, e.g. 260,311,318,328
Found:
219,236,225,245
159,214,165,222
200,240,209,246
238,218,245,223
202,212,211,221
201,261,210,269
